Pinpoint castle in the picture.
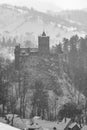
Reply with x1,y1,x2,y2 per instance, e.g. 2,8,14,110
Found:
14,31,63,70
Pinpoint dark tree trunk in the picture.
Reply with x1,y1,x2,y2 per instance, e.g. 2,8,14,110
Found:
2,103,5,116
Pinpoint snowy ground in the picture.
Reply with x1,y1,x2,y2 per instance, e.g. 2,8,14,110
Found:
0,116,66,130
0,116,86,130
0,122,20,130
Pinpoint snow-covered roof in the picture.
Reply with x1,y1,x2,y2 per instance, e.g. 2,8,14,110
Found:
56,118,71,130
62,118,71,124
0,122,20,130
6,114,19,119
69,122,80,129
33,116,41,120
26,124,41,129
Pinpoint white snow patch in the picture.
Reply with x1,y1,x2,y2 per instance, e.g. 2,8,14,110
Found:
66,19,82,25
0,122,20,130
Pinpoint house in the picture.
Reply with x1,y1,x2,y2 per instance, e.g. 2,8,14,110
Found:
63,118,72,130
58,118,72,130
68,122,80,130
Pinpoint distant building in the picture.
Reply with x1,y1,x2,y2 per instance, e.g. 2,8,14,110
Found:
14,31,63,70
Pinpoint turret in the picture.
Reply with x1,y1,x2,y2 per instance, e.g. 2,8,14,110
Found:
38,31,50,55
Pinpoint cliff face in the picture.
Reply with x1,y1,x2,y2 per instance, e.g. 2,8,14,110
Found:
18,53,85,107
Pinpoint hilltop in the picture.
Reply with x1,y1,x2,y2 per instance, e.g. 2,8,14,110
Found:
0,4,86,46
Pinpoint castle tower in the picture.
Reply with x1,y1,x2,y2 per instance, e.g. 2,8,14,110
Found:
14,44,20,70
38,31,50,55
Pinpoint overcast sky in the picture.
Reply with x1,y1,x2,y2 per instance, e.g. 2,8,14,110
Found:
0,0,87,11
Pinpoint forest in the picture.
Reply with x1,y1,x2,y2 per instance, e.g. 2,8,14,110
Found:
0,34,87,122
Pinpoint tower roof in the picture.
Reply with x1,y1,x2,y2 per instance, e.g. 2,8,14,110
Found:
42,31,46,36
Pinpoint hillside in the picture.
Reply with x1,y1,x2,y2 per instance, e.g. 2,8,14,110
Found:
0,4,86,59
0,4,86,47
0,5,86,104
17,54,85,118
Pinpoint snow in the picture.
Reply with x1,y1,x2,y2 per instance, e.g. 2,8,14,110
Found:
0,118,7,124
13,117,26,129
0,117,85,130
33,116,41,120
17,9,28,14
81,125,87,130
0,4,85,47
66,19,82,26
6,114,19,118
69,122,79,128
0,122,20,130
26,124,41,129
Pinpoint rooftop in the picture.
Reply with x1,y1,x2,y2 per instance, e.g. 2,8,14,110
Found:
42,31,46,37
